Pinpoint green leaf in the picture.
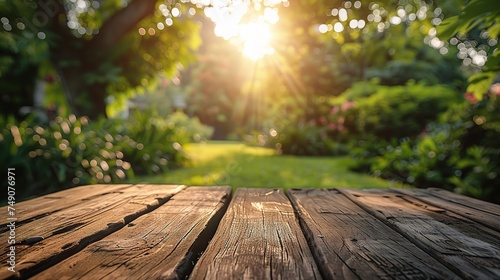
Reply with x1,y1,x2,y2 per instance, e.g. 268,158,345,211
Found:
467,73,494,98
484,55,500,72
436,16,461,39
468,73,491,84
462,0,499,18
487,24,500,42
438,0,500,39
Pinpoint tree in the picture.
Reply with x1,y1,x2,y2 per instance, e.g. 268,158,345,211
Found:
0,36,39,119
1,0,201,119
437,0,500,96
252,0,466,125
186,33,248,139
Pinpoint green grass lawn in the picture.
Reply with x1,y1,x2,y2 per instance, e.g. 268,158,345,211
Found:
127,141,408,190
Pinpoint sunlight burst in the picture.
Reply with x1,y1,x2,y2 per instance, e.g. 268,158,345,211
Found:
239,21,275,60
203,1,279,60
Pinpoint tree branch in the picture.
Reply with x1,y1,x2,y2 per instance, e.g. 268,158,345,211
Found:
88,0,157,51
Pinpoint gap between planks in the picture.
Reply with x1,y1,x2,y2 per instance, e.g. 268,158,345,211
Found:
338,188,500,280
287,188,460,280
33,186,232,280
190,188,322,280
0,184,185,279
4,186,499,280
0,184,134,233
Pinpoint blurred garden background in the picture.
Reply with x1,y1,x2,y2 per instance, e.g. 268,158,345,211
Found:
1,0,499,203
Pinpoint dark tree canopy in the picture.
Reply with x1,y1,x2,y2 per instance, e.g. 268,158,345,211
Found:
1,0,201,118
1,0,495,120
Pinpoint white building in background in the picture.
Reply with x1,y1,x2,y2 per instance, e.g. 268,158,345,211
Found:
108,75,187,119
19,79,49,122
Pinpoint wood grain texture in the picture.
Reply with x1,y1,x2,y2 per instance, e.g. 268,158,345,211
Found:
425,188,500,216
340,188,500,280
33,186,231,280
0,184,132,232
393,188,500,232
288,188,460,280
0,184,185,279
189,188,321,280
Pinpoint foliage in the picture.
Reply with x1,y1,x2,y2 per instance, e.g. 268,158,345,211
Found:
164,111,214,143
213,0,467,135
365,46,465,88
329,82,461,141
104,110,212,175
186,34,248,139
264,123,347,156
0,1,49,119
244,82,460,157
0,115,133,201
0,0,202,118
354,90,500,203
437,0,500,98
0,111,213,201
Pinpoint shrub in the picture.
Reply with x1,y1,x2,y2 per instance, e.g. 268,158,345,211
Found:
0,115,133,201
113,110,203,175
346,82,461,140
0,111,214,201
164,111,214,143
245,122,348,156
359,89,500,203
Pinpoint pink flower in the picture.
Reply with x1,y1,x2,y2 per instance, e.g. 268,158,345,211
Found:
329,123,336,130
338,116,345,124
319,117,327,125
490,83,500,96
463,92,478,104
160,79,170,87
341,101,355,111
330,106,339,114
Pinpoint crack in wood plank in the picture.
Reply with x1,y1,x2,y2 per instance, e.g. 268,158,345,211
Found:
0,184,185,279
32,186,231,280
0,185,133,232
339,188,500,280
190,188,321,280
288,188,460,280
393,188,500,232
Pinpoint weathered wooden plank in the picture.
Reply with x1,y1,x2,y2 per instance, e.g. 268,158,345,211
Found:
33,186,231,280
393,188,500,232
190,188,321,280
339,188,500,280
0,184,132,231
425,188,500,216
0,184,185,279
288,188,460,280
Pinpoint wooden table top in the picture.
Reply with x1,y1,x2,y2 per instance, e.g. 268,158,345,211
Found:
1,184,500,279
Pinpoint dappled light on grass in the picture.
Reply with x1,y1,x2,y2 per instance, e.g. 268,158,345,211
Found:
128,142,406,190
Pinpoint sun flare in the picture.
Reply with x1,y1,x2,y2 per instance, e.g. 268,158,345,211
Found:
239,21,275,60
204,2,279,60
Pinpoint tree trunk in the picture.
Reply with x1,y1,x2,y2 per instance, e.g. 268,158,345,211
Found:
43,0,157,119
52,50,106,119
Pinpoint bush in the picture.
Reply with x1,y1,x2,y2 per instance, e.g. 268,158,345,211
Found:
164,111,214,143
113,110,212,175
245,122,348,156
357,89,500,203
0,115,134,201
318,82,460,166
0,111,214,202
344,82,461,140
